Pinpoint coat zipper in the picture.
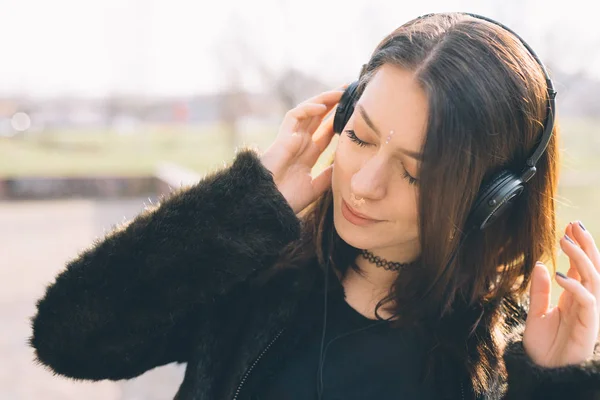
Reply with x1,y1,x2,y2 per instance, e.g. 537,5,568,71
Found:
460,381,465,400
232,328,285,400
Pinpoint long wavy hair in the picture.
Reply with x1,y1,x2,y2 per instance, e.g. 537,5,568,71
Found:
274,12,559,396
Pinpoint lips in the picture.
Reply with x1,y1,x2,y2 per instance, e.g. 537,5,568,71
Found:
344,200,378,220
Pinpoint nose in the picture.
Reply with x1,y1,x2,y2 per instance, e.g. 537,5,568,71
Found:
350,156,388,201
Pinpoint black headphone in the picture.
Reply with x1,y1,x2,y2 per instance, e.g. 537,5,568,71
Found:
332,12,557,231
317,12,557,400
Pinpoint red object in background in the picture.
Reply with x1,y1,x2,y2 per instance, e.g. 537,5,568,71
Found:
173,103,189,122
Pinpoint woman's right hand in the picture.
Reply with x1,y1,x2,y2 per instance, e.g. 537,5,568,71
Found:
261,89,344,214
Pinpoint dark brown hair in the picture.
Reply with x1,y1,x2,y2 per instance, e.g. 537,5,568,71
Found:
276,12,559,396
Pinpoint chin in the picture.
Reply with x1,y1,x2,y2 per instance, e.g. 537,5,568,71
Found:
332,197,419,254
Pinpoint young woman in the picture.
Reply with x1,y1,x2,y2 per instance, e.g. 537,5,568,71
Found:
30,12,600,399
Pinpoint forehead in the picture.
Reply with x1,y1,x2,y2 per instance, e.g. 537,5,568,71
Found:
357,65,429,146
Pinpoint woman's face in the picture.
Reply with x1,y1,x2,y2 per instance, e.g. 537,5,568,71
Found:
332,64,428,260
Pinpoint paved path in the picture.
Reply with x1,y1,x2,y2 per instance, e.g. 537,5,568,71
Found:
0,198,186,400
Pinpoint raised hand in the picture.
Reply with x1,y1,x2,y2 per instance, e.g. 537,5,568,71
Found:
260,89,344,214
524,221,600,367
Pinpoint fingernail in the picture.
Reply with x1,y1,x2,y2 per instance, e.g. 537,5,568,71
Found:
578,221,586,231
564,234,575,244
556,271,568,280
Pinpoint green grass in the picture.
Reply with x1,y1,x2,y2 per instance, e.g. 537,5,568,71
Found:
0,124,278,178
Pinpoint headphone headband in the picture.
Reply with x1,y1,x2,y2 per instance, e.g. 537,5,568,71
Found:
417,12,557,181
332,12,558,230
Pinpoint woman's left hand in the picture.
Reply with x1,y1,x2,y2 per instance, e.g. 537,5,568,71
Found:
523,220,600,368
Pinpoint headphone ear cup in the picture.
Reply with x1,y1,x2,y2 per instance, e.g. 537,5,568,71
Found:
333,81,360,134
469,170,525,230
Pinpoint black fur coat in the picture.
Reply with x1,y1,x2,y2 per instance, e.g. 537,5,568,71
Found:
30,149,600,399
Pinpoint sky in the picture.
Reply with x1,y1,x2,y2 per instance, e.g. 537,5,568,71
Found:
1,0,599,98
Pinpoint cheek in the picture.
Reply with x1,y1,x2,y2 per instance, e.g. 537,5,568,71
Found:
382,179,419,220
332,139,358,188
405,198,419,223
335,136,363,168
332,137,351,180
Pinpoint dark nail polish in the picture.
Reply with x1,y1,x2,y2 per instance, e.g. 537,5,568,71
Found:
565,234,575,244
556,271,568,280
578,221,586,231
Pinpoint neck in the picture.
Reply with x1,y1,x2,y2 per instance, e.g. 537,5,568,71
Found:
351,242,420,289
349,258,400,289
340,243,420,320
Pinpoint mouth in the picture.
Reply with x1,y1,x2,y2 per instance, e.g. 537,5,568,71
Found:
341,199,382,226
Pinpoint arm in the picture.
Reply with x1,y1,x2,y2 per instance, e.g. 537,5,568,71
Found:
29,149,301,381
503,337,600,399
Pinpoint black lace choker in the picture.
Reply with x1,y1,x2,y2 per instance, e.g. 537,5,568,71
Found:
360,249,418,272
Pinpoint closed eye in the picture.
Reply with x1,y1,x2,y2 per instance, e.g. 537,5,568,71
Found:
346,129,419,186
344,129,369,147
403,170,418,186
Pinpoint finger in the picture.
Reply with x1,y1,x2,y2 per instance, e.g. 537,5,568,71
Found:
280,103,328,136
312,114,336,151
565,223,582,280
566,222,577,244
306,101,338,136
305,117,336,165
310,164,334,196
528,262,552,318
555,272,598,327
301,89,345,108
571,221,600,274
561,234,600,291
295,103,330,133
302,91,343,134
567,265,581,281
296,90,343,134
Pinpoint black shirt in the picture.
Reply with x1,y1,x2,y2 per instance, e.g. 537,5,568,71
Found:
250,292,439,400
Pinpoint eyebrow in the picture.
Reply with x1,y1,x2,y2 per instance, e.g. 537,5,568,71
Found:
357,104,423,161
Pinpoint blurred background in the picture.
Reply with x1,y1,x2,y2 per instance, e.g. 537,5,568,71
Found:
1,0,598,398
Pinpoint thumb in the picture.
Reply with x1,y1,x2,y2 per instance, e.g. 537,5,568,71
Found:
311,164,334,196
528,262,552,318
